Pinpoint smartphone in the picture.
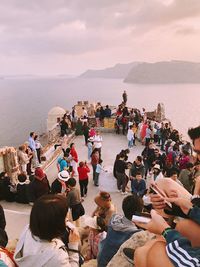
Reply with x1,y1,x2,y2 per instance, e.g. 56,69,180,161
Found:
132,215,151,224
149,184,172,209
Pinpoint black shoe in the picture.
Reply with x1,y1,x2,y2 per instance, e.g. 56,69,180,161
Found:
122,248,134,264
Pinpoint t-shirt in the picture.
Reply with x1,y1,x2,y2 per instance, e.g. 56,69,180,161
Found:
57,157,68,171
66,188,81,207
93,135,102,149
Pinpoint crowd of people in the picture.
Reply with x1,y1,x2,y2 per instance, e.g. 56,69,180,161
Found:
0,92,200,267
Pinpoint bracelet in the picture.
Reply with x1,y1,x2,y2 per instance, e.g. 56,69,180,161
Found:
161,227,172,238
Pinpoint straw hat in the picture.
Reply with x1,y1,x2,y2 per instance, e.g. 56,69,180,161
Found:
94,191,111,209
58,170,70,181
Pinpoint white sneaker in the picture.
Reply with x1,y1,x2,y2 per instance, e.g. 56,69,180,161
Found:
121,191,128,195
117,190,122,193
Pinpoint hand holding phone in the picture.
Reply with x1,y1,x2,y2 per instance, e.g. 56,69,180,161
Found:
150,184,172,209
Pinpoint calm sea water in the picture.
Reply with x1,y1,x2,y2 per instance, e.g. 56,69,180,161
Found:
0,77,199,147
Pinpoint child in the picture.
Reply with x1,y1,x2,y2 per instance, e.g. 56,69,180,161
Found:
77,161,90,198
85,216,107,260
131,171,146,197
127,125,134,148
94,159,107,187
66,178,85,227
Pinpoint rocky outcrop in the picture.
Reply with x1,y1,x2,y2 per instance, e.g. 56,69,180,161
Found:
124,61,200,84
79,62,139,79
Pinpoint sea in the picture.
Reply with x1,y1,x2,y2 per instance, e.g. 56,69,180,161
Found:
0,77,199,147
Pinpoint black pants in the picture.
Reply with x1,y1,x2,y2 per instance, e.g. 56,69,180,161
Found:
116,171,127,192
79,179,88,197
36,149,41,164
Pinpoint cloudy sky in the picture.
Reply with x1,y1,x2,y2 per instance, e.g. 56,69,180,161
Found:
0,0,200,75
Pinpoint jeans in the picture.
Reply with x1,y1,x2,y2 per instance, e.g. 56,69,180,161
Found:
94,172,100,186
128,139,133,148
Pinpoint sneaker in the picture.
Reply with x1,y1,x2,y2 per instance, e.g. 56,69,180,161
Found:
117,189,122,193
121,191,128,195
122,248,134,264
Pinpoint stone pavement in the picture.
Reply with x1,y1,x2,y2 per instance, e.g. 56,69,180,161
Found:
1,133,144,239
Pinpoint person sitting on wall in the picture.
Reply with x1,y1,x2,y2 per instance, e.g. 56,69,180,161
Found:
104,105,111,118
60,114,69,137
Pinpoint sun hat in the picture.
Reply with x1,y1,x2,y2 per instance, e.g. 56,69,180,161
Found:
84,216,100,230
58,170,70,181
94,191,111,209
153,164,161,170
35,167,46,180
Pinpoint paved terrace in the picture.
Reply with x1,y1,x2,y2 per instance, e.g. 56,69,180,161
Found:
0,133,144,240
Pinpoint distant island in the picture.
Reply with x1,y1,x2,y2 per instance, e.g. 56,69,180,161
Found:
79,60,200,84
79,62,139,79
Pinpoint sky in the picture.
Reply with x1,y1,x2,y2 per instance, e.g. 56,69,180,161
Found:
0,0,200,75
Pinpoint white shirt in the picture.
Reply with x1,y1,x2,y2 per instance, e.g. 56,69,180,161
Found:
127,129,134,141
93,135,102,149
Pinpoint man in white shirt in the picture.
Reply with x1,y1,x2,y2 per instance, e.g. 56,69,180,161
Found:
93,130,103,159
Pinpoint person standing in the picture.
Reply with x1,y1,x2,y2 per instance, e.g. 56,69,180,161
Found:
28,132,38,168
122,90,127,104
93,130,103,159
34,135,42,164
82,122,90,145
18,144,30,174
94,159,107,187
66,178,85,226
70,143,78,176
127,125,134,148
71,106,77,130
115,153,128,194
77,161,90,199
91,149,100,181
